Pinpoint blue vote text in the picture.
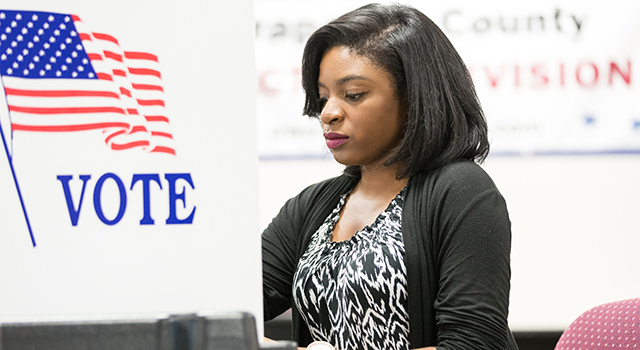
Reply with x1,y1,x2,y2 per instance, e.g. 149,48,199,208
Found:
57,173,196,226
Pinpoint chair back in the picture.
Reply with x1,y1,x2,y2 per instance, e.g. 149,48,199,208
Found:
555,298,640,349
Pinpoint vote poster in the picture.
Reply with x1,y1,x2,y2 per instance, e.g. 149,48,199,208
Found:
0,0,262,324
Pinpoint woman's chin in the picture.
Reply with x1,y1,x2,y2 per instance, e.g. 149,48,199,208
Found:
330,154,357,167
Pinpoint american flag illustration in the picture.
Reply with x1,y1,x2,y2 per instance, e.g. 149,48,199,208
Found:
0,10,175,155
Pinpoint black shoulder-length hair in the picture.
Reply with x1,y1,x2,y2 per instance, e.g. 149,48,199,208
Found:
301,3,489,179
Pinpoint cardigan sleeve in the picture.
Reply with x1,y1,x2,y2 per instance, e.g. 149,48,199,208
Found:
428,161,513,350
262,191,307,321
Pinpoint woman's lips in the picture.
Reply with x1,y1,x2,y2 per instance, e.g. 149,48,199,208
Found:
324,132,349,149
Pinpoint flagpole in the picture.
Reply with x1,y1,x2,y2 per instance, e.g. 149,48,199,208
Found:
0,80,36,247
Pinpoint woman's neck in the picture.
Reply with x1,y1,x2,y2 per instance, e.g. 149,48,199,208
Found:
356,162,408,199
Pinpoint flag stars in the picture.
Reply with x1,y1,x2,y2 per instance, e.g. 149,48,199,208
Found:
15,13,22,20
6,68,12,74
0,12,99,80
0,13,5,20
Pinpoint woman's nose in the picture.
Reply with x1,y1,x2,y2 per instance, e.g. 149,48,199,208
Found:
319,98,344,125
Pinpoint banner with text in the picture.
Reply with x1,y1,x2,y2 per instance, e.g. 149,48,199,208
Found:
255,0,640,158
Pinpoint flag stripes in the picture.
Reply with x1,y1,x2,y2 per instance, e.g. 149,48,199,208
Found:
0,10,175,155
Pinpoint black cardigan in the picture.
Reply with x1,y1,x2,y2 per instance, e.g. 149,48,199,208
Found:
262,160,518,349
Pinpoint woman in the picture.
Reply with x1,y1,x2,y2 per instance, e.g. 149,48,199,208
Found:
262,3,517,350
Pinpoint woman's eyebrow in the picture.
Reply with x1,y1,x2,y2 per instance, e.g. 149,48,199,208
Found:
318,75,371,88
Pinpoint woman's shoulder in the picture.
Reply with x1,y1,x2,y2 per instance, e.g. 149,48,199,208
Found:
409,159,500,200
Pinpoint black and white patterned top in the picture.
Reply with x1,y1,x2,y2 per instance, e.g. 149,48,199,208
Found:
292,188,410,350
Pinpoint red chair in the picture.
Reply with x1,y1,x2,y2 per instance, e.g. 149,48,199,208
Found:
555,298,640,349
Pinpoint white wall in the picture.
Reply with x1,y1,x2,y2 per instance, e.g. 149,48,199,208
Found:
258,155,640,331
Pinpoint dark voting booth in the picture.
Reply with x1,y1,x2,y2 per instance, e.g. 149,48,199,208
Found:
0,313,296,350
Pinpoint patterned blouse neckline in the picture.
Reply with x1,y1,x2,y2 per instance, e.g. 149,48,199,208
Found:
324,185,407,246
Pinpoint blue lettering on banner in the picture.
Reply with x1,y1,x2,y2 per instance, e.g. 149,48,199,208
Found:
130,174,163,225
93,173,127,225
165,173,196,225
57,175,92,226
57,173,196,226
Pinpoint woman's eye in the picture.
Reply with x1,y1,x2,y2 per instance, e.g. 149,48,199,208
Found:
318,97,328,109
346,92,364,101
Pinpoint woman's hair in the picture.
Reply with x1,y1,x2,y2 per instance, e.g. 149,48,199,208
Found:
301,3,489,178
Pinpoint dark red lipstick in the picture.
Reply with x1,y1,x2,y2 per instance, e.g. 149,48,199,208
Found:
324,132,349,149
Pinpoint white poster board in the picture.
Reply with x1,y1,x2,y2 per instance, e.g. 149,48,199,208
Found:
0,0,262,325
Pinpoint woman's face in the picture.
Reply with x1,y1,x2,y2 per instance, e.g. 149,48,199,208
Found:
318,46,406,170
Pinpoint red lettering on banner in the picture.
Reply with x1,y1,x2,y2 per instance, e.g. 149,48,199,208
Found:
576,62,599,88
484,66,504,87
531,64,549,87
258,69,280,96
292,67,302,94
609,61,631,85
468,59,632,89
